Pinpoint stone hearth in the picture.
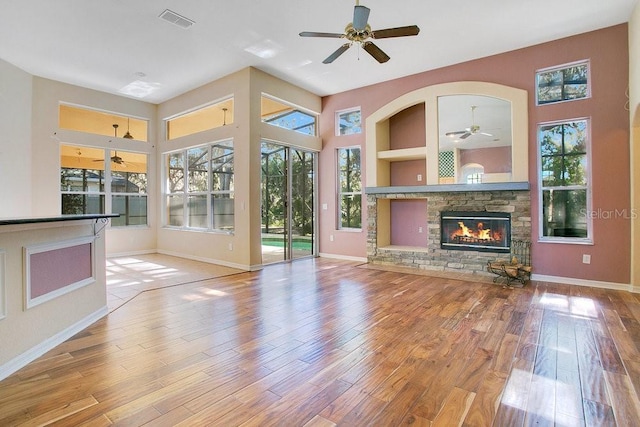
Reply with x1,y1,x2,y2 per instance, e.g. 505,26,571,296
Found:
366,184,531,276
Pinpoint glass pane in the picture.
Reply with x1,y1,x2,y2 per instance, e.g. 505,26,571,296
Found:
340,194,362,229
542,189,587,238
167,195,184,226
60,168,104,192
563,64,588,84
188,195,208,228
537,70,563,104
261,96,316,136
563,121,587,154
62,194,104,214
338,148,361,192
338,110,361,135
563,155,587,186
167,152,185,193
111,195,147,226
111,171,147,194
212,194,234,231
291,149,314,259
211,143,234,192
539,125,562,156
188,147,209,192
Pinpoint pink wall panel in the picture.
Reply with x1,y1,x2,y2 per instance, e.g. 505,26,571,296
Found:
391,200,428,247
319,24,630,282
460,146,512,173
30,243,92,299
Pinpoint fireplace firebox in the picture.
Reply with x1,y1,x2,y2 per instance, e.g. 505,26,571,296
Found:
440,211,511,253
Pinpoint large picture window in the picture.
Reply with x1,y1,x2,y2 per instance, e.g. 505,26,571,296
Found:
337,147,362,229
165,140,234,232
539,119,590,241
60,145,148,226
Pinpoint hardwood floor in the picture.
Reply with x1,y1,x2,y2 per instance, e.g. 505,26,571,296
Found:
1,255,640,426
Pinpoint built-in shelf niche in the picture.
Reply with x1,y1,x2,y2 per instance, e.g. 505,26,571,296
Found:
365,81,528,188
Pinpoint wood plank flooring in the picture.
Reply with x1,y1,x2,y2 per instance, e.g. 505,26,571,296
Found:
1,255,640,426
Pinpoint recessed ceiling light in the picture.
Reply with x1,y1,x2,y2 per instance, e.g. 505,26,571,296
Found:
118,80,161,98
244,40,282,59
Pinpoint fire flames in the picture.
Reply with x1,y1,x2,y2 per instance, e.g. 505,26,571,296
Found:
451,221,502,242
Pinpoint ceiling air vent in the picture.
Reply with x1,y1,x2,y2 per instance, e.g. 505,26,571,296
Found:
159,9,195,29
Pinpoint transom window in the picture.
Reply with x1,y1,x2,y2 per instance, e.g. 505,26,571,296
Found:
165,140,234,232
166,98,234,140
336,108,362,136
539,119,590,241
59,104,148,142
337,147,362,229
536,61,589,105
261,95,317,136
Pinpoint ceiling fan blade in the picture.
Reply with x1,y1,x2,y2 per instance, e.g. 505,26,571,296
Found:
373,25,420,39
353,5,370,31
459,132,472,140
362,41,390,63
323,43,351,64
445,131,467,137
299,31,344,38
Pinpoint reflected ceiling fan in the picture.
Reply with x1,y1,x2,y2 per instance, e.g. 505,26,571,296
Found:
445,106,493,140
299,0,420,64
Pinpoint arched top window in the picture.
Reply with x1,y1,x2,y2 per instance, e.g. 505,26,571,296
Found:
460,163,484,184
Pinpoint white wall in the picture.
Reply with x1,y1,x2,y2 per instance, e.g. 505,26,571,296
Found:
30,77,158,255
156,67,321,270
0,59,32,216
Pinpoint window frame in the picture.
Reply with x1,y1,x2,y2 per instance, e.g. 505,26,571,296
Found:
335,107,362,136
60,146,148,228
535,60,590,106
336,146,363,231
537,118,592,244
164,139,235,234
261,94,318,136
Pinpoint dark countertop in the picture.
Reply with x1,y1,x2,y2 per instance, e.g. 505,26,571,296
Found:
0,214,119,226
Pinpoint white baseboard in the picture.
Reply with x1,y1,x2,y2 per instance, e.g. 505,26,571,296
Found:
156,249,250,271
532,273,633,292
319,253,368,263
0,306,108,381
107,249,156,258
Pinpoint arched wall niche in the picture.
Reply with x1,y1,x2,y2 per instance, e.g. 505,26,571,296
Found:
365,81,529,188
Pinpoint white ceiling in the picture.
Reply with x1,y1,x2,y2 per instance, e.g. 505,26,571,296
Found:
0,0,637,104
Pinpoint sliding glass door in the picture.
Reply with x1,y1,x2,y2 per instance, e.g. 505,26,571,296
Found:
261,141,316,264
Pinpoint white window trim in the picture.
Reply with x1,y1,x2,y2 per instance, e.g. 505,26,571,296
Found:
537,118,593,244
335,107,362,136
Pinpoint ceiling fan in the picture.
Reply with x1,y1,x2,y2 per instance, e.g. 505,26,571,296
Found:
445,106,493,140
299,0,420,64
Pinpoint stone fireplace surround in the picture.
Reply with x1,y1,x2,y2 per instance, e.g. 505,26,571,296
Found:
366,183,531,276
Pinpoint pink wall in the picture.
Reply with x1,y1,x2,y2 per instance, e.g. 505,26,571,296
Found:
320,24,630,284
460,146,512,174
391,200,428,247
